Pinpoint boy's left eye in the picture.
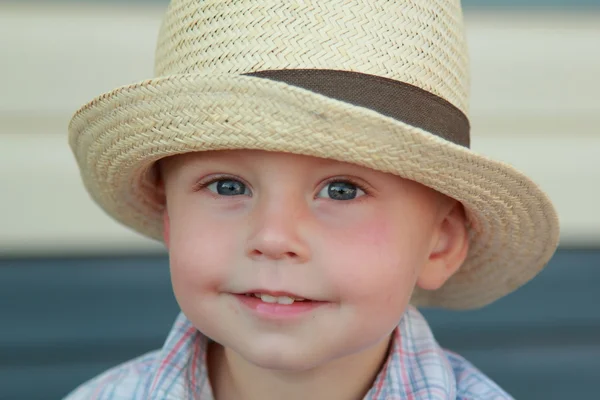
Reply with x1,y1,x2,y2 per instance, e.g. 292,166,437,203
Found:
317,181,365,201
206,179,251,196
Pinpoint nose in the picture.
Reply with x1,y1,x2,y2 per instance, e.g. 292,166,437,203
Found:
245,194,311,263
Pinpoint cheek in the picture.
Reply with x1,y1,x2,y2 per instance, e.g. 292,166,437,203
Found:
322,211,429,309
168,209,239,296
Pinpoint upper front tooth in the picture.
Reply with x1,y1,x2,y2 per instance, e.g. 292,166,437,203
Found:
259,294,295,305
260,294,277,303
277,296,294,305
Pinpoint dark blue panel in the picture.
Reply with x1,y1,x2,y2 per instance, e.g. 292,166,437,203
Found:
1,249,599,399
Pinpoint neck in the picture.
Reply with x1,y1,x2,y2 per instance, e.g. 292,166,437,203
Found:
208,335,392,400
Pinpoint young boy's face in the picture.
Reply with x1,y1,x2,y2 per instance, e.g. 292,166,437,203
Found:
160,150,466,371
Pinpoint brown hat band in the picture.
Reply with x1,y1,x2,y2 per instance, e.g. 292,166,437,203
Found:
247,69,470,148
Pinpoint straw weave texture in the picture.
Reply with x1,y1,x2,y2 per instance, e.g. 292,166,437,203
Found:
155,0,470,114
68,0,559,309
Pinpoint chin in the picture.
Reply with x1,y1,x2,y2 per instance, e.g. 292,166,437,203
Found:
236,340,327,372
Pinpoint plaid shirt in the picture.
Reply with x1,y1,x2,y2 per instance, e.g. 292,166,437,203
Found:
64,306,513,399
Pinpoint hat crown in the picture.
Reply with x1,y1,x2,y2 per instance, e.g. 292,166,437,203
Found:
155,0,470,115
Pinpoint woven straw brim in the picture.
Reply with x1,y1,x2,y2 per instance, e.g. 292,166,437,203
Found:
69,73,559,310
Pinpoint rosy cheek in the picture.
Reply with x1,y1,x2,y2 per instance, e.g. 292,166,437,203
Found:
322,212,419,306
169,213,238,294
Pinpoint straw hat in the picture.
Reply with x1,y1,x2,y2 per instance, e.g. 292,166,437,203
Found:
68,0,559,309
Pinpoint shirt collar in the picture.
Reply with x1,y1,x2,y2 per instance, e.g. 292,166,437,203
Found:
148,306,456,400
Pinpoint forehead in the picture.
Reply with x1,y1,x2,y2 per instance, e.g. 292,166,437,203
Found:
159,149,365,174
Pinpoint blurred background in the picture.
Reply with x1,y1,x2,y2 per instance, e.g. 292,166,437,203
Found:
1,0,599,399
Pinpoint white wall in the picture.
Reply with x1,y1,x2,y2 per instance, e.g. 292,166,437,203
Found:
1,4,599,256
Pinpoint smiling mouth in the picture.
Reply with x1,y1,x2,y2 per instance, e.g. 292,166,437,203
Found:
243,292,307,305
234,291,328,318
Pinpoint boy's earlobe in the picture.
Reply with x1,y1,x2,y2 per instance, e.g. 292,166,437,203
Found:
417,202,470,291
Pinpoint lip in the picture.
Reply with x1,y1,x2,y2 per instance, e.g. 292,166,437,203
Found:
238,289,308,299
233,293,329,319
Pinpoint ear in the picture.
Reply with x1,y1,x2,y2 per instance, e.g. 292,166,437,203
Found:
162,209,171,248
417,201,470,291
155,160,171,248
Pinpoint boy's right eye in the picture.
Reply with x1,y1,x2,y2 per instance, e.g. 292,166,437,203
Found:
206,179,251,196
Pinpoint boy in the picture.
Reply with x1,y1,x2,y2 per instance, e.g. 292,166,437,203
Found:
65,0,559,399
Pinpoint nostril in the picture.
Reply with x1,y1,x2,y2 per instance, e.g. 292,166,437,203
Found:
249,249,263,258
248,249,298,260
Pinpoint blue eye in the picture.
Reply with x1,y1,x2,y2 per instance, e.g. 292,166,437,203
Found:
317,181,365,200
207,179,250,196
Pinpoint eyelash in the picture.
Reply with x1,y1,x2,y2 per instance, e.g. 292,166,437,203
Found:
318,176,371,199
192,174,372,198
192,174,245,193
